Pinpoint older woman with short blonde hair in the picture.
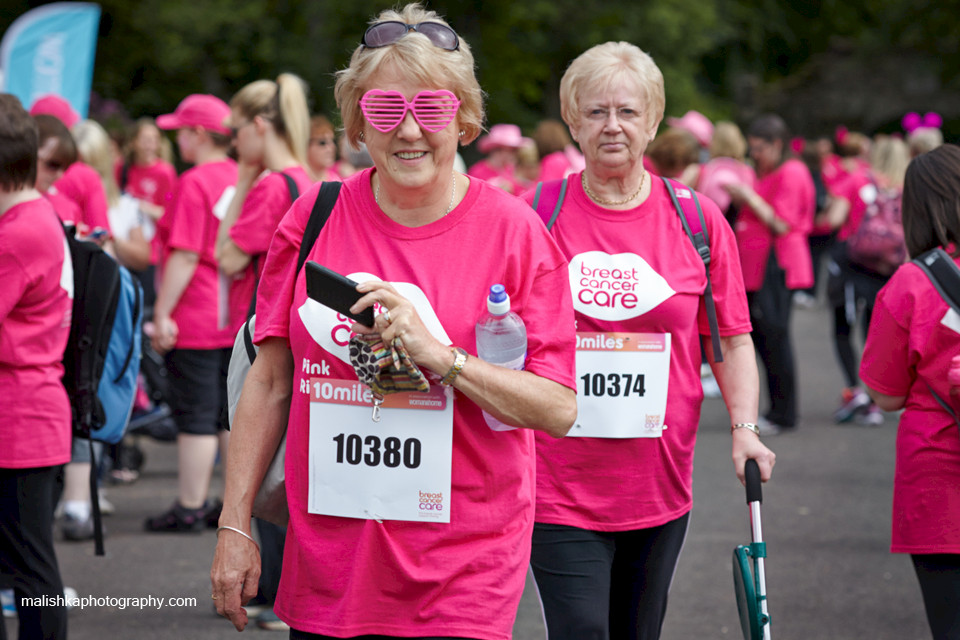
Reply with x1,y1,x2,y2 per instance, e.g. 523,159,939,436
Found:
212,4,577,638
524,41,774,640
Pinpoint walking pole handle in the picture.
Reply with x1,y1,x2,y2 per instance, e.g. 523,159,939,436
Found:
745,458,762,504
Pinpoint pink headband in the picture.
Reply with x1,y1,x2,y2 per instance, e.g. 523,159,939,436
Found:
902,112,942,134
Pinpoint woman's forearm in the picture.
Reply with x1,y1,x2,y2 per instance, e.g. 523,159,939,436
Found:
154,249,199,318
450,355,577,438
705,333,760,424
219,339,294,529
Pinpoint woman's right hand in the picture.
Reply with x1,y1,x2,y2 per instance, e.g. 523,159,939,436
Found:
237,159,265,188
211,529,262,631
150,315,178,355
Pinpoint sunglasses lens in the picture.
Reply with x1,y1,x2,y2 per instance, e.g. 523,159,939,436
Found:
412,91,460,132
417,23,459,51
360,91,408,132
363,22,409,48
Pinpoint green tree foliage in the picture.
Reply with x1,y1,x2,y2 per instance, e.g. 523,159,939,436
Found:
2,0,957,135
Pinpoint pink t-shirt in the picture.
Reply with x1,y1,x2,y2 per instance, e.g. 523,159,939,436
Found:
821,153,847,192
735,158,815,291
54,161,111,233
860,257,960,554
467,159,522,195
45,188,83,226
163,159,253,349
697,157,757,213
538,147,586,182
0,199,73,469
229,167,314,269
120,159,179,208
522,174,752,531
830,168,873,242
254,169,576,639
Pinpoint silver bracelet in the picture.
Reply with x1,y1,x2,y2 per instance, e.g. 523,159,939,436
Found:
732,422,760,436
216,525,260,551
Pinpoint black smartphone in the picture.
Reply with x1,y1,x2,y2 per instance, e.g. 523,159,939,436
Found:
305,262,375,327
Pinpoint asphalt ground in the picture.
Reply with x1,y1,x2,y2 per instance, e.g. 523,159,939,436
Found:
5,297,931,639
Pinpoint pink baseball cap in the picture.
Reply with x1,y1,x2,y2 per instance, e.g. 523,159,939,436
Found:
29,95,81,128
666,110,714,148
156,94,231,136
478,124,533,154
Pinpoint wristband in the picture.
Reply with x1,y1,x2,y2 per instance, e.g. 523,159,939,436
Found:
732,422,760,436
216,525,260,551
440,347,468,386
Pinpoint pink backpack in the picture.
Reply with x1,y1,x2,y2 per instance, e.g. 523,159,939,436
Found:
846,184,906,276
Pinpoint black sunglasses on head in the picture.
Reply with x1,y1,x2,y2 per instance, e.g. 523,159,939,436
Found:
362,21,459,51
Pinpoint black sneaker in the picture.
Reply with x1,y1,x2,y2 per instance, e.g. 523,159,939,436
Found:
203,498,223,529
144,502,206,533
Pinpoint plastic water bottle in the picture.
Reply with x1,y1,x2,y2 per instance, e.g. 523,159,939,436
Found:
476,284,527,431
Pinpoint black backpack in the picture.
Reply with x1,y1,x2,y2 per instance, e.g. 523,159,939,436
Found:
61,223,143,555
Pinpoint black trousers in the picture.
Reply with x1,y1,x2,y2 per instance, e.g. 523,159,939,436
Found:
748,253,798,427
0,465,67,640
254,518,285,603
530,513,690,640
912,554,960,640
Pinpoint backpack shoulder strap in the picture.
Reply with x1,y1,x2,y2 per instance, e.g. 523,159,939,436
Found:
912,249,960,432
280,171,299,203
296,181,342,274
662,176,724,362
912,248,960,314
531,178,568,230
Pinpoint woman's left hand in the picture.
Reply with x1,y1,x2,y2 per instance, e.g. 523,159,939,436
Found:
732,429,776,485
350,280,450,375
722,181,752,205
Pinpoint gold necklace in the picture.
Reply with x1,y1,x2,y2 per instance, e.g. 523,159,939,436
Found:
581,171,646,206
376,172,458,216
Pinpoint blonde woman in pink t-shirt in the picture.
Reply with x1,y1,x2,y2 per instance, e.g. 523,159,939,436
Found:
524,42,774,640
211,5,577,638
861,144,960,640
216,73,314,283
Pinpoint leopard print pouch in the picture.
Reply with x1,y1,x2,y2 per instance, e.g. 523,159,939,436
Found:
349,333,430,397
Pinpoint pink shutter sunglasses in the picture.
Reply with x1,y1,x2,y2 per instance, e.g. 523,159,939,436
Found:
359,89,461,133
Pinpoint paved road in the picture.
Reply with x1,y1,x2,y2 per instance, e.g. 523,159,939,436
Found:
5,300,931,639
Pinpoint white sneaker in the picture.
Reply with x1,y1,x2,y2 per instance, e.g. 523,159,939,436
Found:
855,405,884,426
63,587,77,610
793,291,816,309
757,417,783,436
701,374,722,398
97,490,115,516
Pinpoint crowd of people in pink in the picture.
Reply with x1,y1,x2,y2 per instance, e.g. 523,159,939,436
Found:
2,4,959,640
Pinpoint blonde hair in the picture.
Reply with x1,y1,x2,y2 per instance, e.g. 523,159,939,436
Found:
870,135,910,188
560,42,664,131
709,121,747,161
73,119,120,207
908,127,943,157
231,73,311,166
334,3,483,148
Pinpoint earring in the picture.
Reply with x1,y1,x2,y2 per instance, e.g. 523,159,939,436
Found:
458,130,465,138
359,131,365,142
